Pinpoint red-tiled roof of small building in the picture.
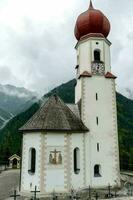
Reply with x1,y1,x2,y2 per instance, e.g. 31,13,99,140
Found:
105,72,117,79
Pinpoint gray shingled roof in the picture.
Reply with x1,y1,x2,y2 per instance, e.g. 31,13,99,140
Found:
19,95,88,133
66,104,80,119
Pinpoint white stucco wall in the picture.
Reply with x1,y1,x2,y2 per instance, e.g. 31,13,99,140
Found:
71,133,85,189
44,133,66,193
45,133,85,192
21,132,85,195
21,133,42,192
76,76,120,188
75,78,82,103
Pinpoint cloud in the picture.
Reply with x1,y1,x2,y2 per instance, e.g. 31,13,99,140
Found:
0,66,21,85
0,83,34,98
0,0,132,97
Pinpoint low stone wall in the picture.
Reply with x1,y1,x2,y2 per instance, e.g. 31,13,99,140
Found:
10,196,133,200
0,164,7,171
101,197,133,200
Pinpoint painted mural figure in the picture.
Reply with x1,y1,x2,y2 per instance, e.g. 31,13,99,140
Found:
49,153,53,163
49,149,62,165
58,153,62,164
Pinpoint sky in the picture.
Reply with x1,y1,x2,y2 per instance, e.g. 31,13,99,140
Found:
0,0,132,97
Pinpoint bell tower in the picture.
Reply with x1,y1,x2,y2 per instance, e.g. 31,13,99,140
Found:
75,1,120,188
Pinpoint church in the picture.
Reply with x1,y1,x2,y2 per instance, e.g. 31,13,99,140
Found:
20,1,120,197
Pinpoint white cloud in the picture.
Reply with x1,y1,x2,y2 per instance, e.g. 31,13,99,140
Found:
0,0,132,97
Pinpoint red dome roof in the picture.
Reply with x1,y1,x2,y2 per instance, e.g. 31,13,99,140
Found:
75,1,110,40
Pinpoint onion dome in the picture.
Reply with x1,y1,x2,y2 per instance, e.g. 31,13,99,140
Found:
75,0,110,40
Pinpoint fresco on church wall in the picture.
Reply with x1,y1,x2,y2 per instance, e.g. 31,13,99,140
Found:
47,146,63,166
49,149,62,165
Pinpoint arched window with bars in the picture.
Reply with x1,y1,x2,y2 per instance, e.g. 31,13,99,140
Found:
28,148,36,174
74,147,80,174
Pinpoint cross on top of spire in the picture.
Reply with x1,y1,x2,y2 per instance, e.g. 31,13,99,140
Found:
89,0,94,9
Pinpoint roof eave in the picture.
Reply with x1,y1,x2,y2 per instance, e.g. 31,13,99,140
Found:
19,128,89,134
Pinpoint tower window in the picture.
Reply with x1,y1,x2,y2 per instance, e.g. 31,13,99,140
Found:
94,164,101,177
74,147,80,174
77,55,79,65
77,67,79,77
96,93,98,100
94,50,100,61
28,148,36,174
97,143,100,152
96,117,99,125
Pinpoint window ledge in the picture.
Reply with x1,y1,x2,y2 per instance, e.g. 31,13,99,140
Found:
74,169,80,174
92,61,104,64
94,174,101,177
28,170,35,175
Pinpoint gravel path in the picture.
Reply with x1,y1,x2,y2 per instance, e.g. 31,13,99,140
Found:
0,169,20,200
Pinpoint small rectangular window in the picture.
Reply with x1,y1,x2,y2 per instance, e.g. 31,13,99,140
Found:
94,165,101,177
96,117,99,125
96,93,98,100
97,143,99,152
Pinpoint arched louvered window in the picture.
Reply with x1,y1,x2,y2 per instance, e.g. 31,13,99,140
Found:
94,164,101,177
28,148,36,174
74,147,80,174
94,49,101,61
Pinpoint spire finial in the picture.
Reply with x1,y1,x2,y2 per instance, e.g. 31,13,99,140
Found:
89,0,94,9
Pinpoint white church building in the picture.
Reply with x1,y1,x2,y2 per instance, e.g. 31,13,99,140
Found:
20,1,120,196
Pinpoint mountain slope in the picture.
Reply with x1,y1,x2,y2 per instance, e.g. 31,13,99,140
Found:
0,107,13,129
117,93,133,170
0,102,40,161
0,84,38,129
0,84,37,115
0,79,132,171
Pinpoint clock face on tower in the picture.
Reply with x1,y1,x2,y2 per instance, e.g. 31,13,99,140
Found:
91,62,105,75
